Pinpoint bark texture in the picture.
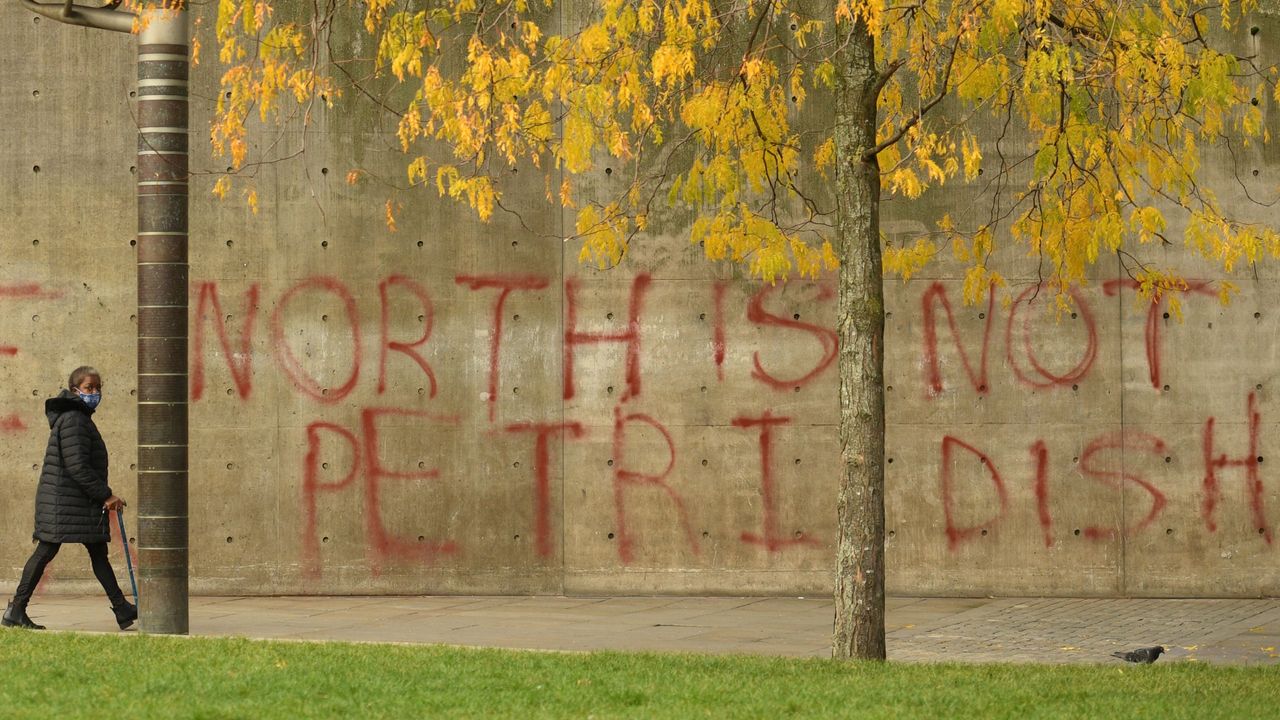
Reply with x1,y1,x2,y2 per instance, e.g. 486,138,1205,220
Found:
832,19,887,661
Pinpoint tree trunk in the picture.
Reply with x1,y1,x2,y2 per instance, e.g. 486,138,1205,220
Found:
831,18,886,661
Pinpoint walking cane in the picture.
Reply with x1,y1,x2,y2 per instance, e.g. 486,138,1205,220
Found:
116,508,139,606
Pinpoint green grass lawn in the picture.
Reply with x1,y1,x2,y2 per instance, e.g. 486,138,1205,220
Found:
0,632,1274,719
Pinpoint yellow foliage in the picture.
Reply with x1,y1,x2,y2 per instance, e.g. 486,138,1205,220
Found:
208,0,1276,295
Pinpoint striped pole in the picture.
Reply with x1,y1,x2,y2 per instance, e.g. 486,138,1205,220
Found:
135,9,190,635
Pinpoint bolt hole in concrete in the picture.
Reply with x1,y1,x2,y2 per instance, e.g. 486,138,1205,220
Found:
978,312,985,319
1163,312,1170,319
226,240,233,247
513,314,520,321
129,464,136,470
793,313,801,320
321,240,329,248
1253,169,1260,177
700,386,707,392
513,535,520,541
607,533,615,540
32,239,39,246
794,458,801,464
606,312,614,320
1072,384,1079,391
226,537,233,544
1165,456,1172,463
1257,384,1264,391
322,537,329,544
607,386,614,394
1070,312,1077,319
226,463,234,470
607,459,614,467
32,90,38,97
513,386,520,395
225,388,233,395
417,536,426,542
32,165,40,173
128,91,135,98
1074,528,1081,536
321,167,329,175
978,384,987,392
1256,312,1262,319
417,241,424,247
511,240,518,247
1252,25,1260,35
513,461,521,468
130,315,137,322
887,457,894,464
322,463,329,470
417,387,425,395
980,529,988,537
31,390,37,396
888,530,896,538
702,531,710,539
605,167,612,175
793,386,800,392
31,464,37,471
418,461,426,469
1073,456,1079,463
129,538,135,544
129,166,136,174
322,388,329,396
701,459,708,466
1258,456,1265,463
129,389,136,397
1167,528,1174,535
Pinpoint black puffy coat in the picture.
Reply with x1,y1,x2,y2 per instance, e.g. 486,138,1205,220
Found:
33,390,113,544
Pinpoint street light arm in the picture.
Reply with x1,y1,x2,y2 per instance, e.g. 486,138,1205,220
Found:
20,0,135,33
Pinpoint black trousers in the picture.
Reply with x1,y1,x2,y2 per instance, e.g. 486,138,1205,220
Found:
12,540,127,608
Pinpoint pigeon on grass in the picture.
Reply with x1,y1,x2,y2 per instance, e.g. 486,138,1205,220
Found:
1112,646,1165,664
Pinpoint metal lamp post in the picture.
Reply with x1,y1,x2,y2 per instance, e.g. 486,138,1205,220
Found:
19,0,190,635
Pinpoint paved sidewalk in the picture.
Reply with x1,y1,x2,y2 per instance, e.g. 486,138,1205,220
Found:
19,595,1280,665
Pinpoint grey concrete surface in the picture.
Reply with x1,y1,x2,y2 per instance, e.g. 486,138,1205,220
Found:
0,6,1278,599
15,594,1280,665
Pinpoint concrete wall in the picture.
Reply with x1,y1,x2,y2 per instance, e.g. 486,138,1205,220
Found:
1,6,1277,597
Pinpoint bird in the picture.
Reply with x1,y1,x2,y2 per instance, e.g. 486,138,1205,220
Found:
1112,646,1165,664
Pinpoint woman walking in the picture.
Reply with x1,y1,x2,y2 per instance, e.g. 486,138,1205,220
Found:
3,366,137,630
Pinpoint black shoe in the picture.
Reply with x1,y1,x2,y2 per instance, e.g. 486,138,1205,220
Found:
112,601,137,630
2,601,45,630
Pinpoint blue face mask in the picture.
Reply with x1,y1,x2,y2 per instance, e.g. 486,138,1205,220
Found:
77,391,102,410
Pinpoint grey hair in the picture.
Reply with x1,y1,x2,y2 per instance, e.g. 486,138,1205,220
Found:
68,366,101,390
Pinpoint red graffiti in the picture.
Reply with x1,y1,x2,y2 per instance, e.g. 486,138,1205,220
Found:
1203,392,1272,544
192,282,260,400
747,283,838,390
0,284,62,300
1005,285,1098,388
456,274,551,422
1079,432,1168,540
1,283,62,430
362,408,461,573
301,422,361,578
270,277,362,403
564,274,652,401
378,275,438,397
1103,279,1217,390
1030,440,1052,548
733,411,820,551
941,436,1008,551
921,282,996,396
712,281,727,381
504,421,586,558
611,406,700,563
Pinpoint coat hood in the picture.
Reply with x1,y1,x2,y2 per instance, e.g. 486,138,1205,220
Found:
46,389,92,426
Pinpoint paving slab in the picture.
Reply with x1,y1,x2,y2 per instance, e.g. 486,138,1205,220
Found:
9,595,1280,664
